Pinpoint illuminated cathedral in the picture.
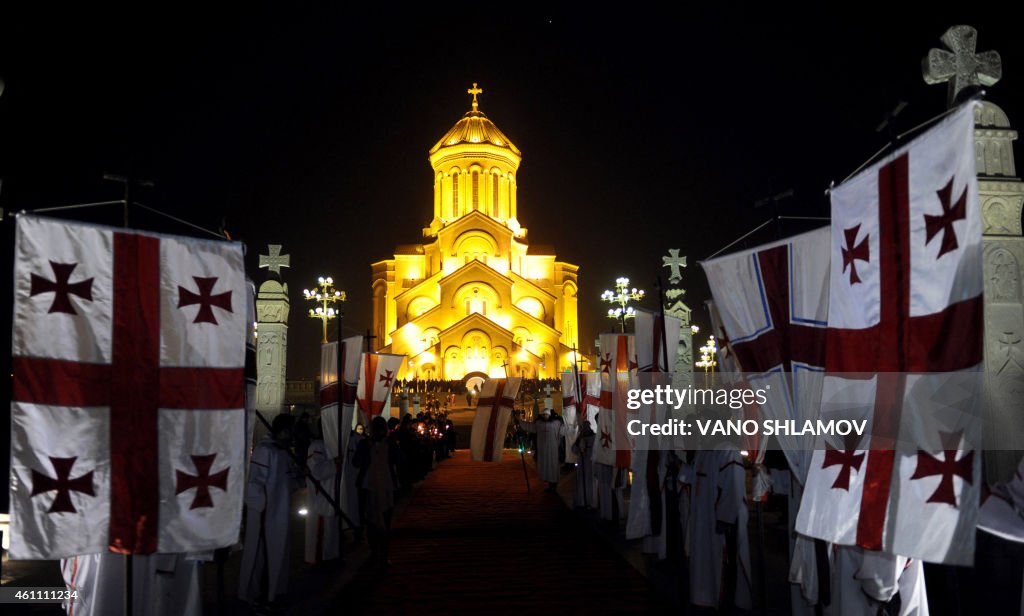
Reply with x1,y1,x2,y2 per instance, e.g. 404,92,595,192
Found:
371,84,580,381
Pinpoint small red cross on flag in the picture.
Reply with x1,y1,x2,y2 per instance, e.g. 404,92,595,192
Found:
9,216,247,559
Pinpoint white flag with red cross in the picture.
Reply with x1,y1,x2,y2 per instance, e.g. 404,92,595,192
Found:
561,371,599,432
796,102,984,565
355,352,405,425
10,215,247,559
320,336,363,459
470,377,523,462
701,227,831,477
593,333,636,469
627,310,680,541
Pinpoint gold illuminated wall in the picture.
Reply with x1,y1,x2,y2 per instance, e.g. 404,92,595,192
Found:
371,93,579,380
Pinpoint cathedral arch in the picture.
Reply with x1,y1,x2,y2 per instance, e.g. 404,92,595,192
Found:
491,346,509,374
461,330,492,375
443,345,465,380
421,327,441,349
372,280,388,345
418,363,437,380
536,342,557,374
452,231,499,264
454,283,500,316
516,296,545,320
563,281,578,297
512,326,532,348
407,296,436,320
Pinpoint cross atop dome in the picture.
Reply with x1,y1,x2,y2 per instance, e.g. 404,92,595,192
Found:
467,82,483,111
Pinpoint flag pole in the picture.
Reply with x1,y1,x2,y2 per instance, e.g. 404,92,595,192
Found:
571,344,589,507
105,174,153,616
504,361,530,492
335,316,346,562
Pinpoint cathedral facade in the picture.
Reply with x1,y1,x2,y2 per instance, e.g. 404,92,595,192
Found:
371,87,579,381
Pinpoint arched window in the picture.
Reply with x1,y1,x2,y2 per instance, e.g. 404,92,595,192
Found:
492,174,499,217
516,297,544,320
472,172,479,211
452,172,460,216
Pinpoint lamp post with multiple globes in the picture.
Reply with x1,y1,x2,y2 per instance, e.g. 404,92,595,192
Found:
696,335,718,373
303,276,346,343
601,277,645,333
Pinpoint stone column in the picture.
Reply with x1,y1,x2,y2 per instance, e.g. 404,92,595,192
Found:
976,102,1024,481
667,300,694,391
256,278,289,424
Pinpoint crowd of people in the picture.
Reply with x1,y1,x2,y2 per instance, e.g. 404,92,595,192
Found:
238,407,458,611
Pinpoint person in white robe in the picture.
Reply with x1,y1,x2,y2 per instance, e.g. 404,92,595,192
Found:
61,552,202,616
343,424,365,537
516,408,569,493
828,546,929,616
572,420,597,509
354,416,400,569
238,414,301,605
675,451,694,558
689,442,752,611
627,447,670,559
304,431,340,564
592,413,626,522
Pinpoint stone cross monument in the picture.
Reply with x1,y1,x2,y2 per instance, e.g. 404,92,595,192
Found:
924,26,1023,480
923,25,1002,108
256,244,291,421
662,250,694,390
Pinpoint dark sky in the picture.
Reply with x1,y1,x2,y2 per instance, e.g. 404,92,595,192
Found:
1,9,1022,380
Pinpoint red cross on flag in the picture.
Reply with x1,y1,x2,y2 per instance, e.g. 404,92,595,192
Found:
320,336,363,459
355,352,406,425
470,377,522,462
796,102,984,566
593,333,636,469
10,216,247,559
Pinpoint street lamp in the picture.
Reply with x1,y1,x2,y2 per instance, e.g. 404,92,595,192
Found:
303,276,346,343
601,277,645,332
696,335,718,373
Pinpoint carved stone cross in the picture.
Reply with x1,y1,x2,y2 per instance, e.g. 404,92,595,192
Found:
259,244,291,276
923,25,1001,108
662,249,687,285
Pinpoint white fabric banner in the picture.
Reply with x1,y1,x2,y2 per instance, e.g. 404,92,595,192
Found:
10,215,246,558
797,102,984,565
592,334,636,469
701,226,831,481
470,377,523,462
320,336,362,459
355,352,406,425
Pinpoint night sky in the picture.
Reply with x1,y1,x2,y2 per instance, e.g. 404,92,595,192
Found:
2,10,1022,381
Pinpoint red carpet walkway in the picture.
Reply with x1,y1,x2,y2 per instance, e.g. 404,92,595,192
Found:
344,449,666,615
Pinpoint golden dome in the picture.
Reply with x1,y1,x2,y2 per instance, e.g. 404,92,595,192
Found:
429,109,521,156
